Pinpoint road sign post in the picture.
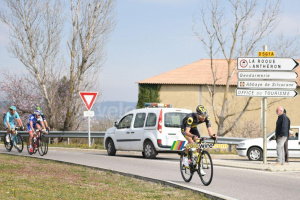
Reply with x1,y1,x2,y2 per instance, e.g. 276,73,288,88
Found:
262,45,268,165
236,45,299,164
80,92,98,148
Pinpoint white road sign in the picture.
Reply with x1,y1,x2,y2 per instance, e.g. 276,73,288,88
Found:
237,57,299,71
84,111,95,117
236,89,298,97
238,71,297,80
237,81,297,89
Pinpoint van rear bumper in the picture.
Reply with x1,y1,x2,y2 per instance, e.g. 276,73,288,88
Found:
157,150,182,154
157,144,172,149
156,145,182,153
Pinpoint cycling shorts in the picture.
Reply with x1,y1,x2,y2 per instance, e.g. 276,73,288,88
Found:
27,123,39,132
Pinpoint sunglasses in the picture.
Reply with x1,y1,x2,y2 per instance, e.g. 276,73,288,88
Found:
198,114,206,119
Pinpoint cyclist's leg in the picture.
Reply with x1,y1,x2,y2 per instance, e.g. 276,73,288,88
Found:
5,128,11,142
10,123,16,136
191,128,201,153
181,127,193,154
35,123,42,136
28,124,34,146
181,127,194,167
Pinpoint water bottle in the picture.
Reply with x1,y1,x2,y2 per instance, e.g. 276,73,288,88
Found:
34,135,37,143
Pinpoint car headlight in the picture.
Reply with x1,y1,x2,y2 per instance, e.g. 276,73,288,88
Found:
237,143,245,147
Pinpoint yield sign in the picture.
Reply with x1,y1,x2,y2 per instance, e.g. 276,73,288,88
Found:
79,92,98,110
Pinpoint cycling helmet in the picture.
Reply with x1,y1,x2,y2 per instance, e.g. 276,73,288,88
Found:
34,110,41,116
196,105,207,116
9,106,17,111
36,107,41,111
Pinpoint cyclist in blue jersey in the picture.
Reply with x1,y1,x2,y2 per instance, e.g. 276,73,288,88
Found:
27,110,46,153
3,106,24,143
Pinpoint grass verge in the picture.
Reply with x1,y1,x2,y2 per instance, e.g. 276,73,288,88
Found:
0,154,211,200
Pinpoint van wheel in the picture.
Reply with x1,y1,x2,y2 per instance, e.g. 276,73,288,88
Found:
144,141,157,159
248,147,262,161
107,139,116,156
142,152,145,158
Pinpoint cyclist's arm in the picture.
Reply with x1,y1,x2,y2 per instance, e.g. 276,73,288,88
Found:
6,120,10,129
207,127,213,136
44,120,49,129
206,116,217,139
185,127,194,137
184,117,198,139
4,114,10,129
15,112,23,127
185,128,199,141
16,118,23,127
40,120,46,130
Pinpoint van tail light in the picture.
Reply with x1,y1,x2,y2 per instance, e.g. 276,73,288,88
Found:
158,109,162,133
157,139,162,147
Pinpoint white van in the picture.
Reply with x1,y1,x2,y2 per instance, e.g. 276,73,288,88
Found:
104,104,191,158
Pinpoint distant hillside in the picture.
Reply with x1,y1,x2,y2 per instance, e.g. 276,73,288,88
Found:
93,101,136,118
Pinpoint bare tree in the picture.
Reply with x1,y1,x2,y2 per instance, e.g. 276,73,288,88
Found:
193,0,282,136
0,0,115,131
63,0,115,130
0,0,64,127
268,33,300,58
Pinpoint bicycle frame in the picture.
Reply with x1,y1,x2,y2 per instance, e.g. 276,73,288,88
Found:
190,138,217,168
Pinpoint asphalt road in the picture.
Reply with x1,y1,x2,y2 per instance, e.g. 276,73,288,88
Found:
1,148,300,200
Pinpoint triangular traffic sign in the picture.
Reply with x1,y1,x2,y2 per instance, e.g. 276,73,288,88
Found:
79,92,98,110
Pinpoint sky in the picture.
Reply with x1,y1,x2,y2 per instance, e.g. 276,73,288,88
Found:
1,0,300,103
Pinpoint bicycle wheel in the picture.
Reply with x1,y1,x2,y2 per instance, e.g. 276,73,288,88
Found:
180,151,194,182
15,134,24,153
38,136,46,156
4,133,13,152
198,150,213,186
33,142,38,154
43,136,48,155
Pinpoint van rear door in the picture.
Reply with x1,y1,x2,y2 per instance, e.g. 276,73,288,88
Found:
162,111,187,147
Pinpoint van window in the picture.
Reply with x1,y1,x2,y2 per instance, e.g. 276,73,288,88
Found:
134,113,146,128
118,114,133,129
146,113,156,127
164,112,186,128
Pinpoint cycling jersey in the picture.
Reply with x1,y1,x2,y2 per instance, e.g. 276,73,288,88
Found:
3,111,20,129
27,114,43,131
41,114,46,121
37,114,47,126
181,113,211,137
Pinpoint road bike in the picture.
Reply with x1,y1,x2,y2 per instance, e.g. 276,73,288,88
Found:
180,137,216,186
3,127,24,153
27,129,48,156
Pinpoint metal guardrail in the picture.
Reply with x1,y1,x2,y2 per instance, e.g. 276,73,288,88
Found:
0,131,246,152
202,136,247,145
0,131,105,138
0,131,246,144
